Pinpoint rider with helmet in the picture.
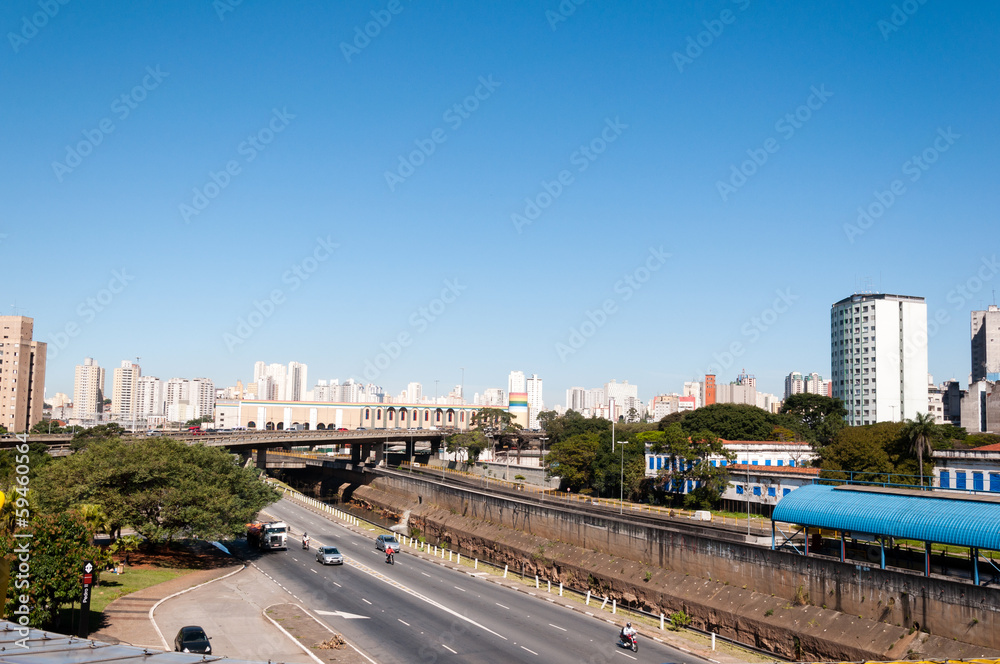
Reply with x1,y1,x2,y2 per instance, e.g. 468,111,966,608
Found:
620,621,637,643
302,532,310,549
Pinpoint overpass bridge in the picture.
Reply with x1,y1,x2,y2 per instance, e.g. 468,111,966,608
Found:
2,429,546,469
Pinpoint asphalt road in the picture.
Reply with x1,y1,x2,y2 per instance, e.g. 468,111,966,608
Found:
255,498,710,664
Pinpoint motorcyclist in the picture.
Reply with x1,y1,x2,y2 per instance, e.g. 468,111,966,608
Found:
620,622,637,644
302,533,310,549
385,546,395,564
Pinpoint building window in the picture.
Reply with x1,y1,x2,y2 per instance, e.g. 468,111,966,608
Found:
752,486,761,496
736,485,744,495
957,471,967,490
768,487,776,497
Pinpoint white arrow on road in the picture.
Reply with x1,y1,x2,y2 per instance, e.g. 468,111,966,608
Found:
315,610,370,620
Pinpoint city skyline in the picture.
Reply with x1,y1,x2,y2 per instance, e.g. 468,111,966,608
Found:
5,3,997,407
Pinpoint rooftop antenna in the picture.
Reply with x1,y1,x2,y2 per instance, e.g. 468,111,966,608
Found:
9,301,28,316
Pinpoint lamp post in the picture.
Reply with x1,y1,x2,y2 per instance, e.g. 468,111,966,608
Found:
746,464,751,537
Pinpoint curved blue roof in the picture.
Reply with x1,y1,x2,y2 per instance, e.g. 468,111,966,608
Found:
772,484,1000,550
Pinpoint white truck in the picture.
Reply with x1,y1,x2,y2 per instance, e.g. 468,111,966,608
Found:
247,521,288,550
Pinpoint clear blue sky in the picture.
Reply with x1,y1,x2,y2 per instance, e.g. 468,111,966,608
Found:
4,0,998,403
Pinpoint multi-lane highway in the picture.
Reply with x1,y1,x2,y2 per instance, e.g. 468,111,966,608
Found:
256,498,709,664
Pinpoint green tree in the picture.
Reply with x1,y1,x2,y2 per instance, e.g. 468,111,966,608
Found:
680,403,778,441
70,423,126,451
779,393,847,446
446,430,489,464
965,433,1000,448
12,510,102,629
645,425,735,508
30,420,62,434
820,422,902,483
35,437,279,542
902,412,938,487
537,410,558,431
546,432,601,492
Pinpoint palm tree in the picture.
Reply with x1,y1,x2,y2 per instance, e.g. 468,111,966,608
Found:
903,412,937,487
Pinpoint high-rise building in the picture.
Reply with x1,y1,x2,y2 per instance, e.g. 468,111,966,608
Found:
0,316,46,432
704,374,716,406
565,387,586,412
287,362,308,401
971,305,1000,383
604,379,638,405
508,370,525,395
482,388,505,406
73,357,105,424
136,376,164,417
526,373,543,429
784,371,832,399
585,388,605,410
112,360,141,418
406,382,422,403
831,292,928,426
682,381,702,409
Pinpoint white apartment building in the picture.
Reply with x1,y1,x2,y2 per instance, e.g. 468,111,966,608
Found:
831,293,928,425
526,373,543,429
604,379,638,405
288,362,308,401
111,360,141,418
481,388,506,407
406,382,422,403
784,371,831,399
565,387,586,412
682,381,702,409
508,370,526,395
136,376,164,417
585,388,605,410
72,358,105,424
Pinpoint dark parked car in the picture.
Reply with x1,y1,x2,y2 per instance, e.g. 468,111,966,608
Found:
174,626,211,654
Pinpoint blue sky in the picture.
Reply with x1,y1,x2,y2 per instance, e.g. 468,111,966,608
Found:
3,0,998,403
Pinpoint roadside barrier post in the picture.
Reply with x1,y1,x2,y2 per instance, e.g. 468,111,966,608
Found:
600,597,608,610
586,590,591,605
503,564,508,578
559,582,563,596
535,574,539,588
612,599,616,614
660,613,664,630
712,633,716,650
547,580,551,593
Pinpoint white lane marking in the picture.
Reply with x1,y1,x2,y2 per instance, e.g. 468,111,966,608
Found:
310,569,318,574
362,598,372,605
333,582,342,588
398,619,410,626
315,610,369,620
496,603,509,610
549,623,566,631
422,572,431,577
453,586,466,592
521,646,538,656
617,652,637,661
442,645,457,654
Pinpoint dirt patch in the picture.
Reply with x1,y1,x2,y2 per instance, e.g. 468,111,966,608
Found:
118,540,236,570
265,604,371,664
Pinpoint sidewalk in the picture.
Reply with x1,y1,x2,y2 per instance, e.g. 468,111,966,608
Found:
92,547,371,664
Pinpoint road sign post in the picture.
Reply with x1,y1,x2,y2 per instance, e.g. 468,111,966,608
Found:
78,560,94,638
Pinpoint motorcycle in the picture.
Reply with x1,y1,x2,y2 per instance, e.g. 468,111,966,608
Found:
617,632,638,652
302,539,309,550
385,550,395,565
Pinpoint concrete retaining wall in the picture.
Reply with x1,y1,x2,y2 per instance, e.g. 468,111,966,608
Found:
365,473,1000,652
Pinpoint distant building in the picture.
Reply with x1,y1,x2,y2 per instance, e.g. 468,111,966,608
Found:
704,374,716,406
136,376,164,417
565,386,586,412
971,305,1000,383
111,360,141,419
831,292,928,425
72,357,105,425
784,371,832,399
0,316,46,432
526,374,543,429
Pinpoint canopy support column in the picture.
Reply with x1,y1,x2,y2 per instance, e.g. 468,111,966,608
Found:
880,536,886,570
973,547,980,585
804,527,809,556
925,541,932,577
840,531,846,563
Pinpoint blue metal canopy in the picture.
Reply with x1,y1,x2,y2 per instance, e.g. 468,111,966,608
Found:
772,483,1000,550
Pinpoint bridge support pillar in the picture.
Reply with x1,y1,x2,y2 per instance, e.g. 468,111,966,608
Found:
256,447,267,470
350,442,362,465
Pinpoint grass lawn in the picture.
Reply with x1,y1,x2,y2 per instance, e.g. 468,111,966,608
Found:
90,566,193,613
